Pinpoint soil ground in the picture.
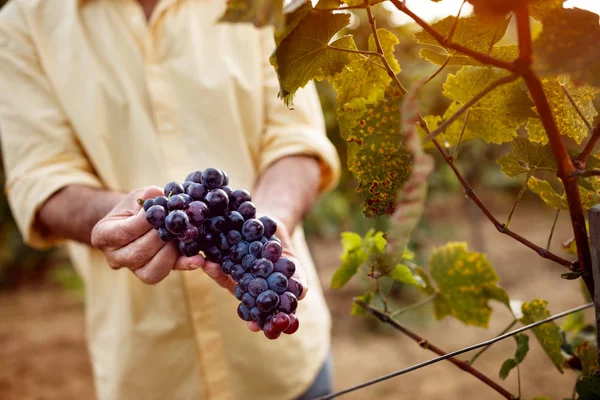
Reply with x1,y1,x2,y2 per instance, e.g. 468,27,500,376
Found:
0,192,590,400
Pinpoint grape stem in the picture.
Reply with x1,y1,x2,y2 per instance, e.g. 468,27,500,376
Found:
561,84,594,133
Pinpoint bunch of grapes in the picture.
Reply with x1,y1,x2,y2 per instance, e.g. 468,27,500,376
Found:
141,168,303,339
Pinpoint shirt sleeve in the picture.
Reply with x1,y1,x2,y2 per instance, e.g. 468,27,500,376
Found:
0,3,103,249
257,28,341,194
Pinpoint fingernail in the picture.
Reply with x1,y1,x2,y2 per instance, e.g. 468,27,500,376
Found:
191,264,202,270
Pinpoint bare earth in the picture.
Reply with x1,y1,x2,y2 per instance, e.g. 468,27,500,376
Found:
0,193,588,400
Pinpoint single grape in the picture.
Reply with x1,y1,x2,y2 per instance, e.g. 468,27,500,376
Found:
209,216,227,233
269,236,281,244
271,312,291,332
250,307,270,329
201,168,224,189
230,264,245,282
238,273,254,292
229,241,249,262
204,231,217,246
158,227,176,242
267,272,288,294
263,321,281,340
278,291,298,314
186,183,207,201
178,225,199,244
225,211,244,231
164,181,184,197
182,181,193,192
261,240,283,262
256,290,280,313
260,236,268,244
287,277,304,298
220,259,235,275
153,195,169,209
218,233,230,251
167,194,186,211
251,258,274,279
142,198,154,211
179,240,201,257
221,170,229,186
226,230,243,246
221,186,232,197
241,292,256,309
274,257,296,278
242,219,264,242
146,205,167,229
231,189,252,208
180,193,192,207
186,201,209,226
237,201,256,220
237,304,252,321
241,254,257,270
165,210,188,234
259,216,278,238
185,170,203,184
283,313,299,334
248,277,268,297
204,245,223,263
205,189,229,214
248,241,263,257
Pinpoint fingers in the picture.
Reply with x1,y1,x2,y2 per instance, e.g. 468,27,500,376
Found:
132,240,179,285
201,261,236,294
173,254,206,271
247,321,261,332
107,227,167,270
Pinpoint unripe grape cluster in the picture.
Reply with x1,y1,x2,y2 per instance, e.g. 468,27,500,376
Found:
141,168,302,339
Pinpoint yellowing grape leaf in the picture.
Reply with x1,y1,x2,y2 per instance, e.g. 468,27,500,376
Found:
271,10,353,107
533,7,600,88
520,299,565,372
419,44,518,67
442,66,534,144
499,334,529,380
219,0,284,28
415,16,510,65
497,137,556,177
562,310,585,333
526,78,599,145
351,291,373,316
530,0,565,20
429,242,509,327
576,342,599,375
527,177,566,209
331,232,367,289
343,0,385,5
466,0,521,18
389,264,426,288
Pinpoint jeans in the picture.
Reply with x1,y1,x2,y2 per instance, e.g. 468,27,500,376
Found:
295,352,333,400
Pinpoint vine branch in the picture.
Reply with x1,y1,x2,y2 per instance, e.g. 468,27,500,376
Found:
575,122,600,170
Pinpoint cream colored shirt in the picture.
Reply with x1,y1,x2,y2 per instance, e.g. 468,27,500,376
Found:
0,1,341,399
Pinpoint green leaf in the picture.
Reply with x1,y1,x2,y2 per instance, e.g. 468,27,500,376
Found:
497,137,557,177
429,242,509,327
331,232,367,289
563,310,586,333
363,229,387,254
527,177,566,209
498,358,517,380
389,264,426,288
520,299,565,372
415,16,510,66
345,85,414,217
218,0,284,28
442,67,534,144
270,10,353,107
534,7,600,88
577,373,600,400
576,342,600,375
351,291,373,316
419,45,518,67
499,333,530,380
526,78,599,145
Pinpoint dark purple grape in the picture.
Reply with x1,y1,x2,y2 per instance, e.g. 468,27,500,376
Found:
205,189,229,214
185,170,203,183
250,307,270,328
225,211,244,231
267,272,288,294
221,186,232,197
142,198,154,211
231,189,252,208
220,259,235,275
278,291,298,314
237,201,256,220
204,245,223,263
248,277,268,297
242,219,264,242
221,170,229,186
241,254,257,270
237,304,252,321
231,264,245,282
165,210,188,234
287,277,304,298
260,236,268,244
238,273,254,292
204,231,217,245
241,292,256,309
271,312,291,332
180,194,192,207
209,216,227,233
249,241,263,257
234,285,245,301
186,183,208,201
218,233,230,251
283,314,299,334
274,257,296,278
257,290,280,313
167,194,186,211
182,181,193,192
262,240,283,262
201,168,224,189
263,321,281,340
226,230,242,246
164,181,184,197
158,227,176,242
178,225,199,243
153,196,169,209
251,258,274,279
229,241,249,262
146,205,167,229
270,236,281,244
259,216,278,238
185,201,209,226
179,240,201,257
